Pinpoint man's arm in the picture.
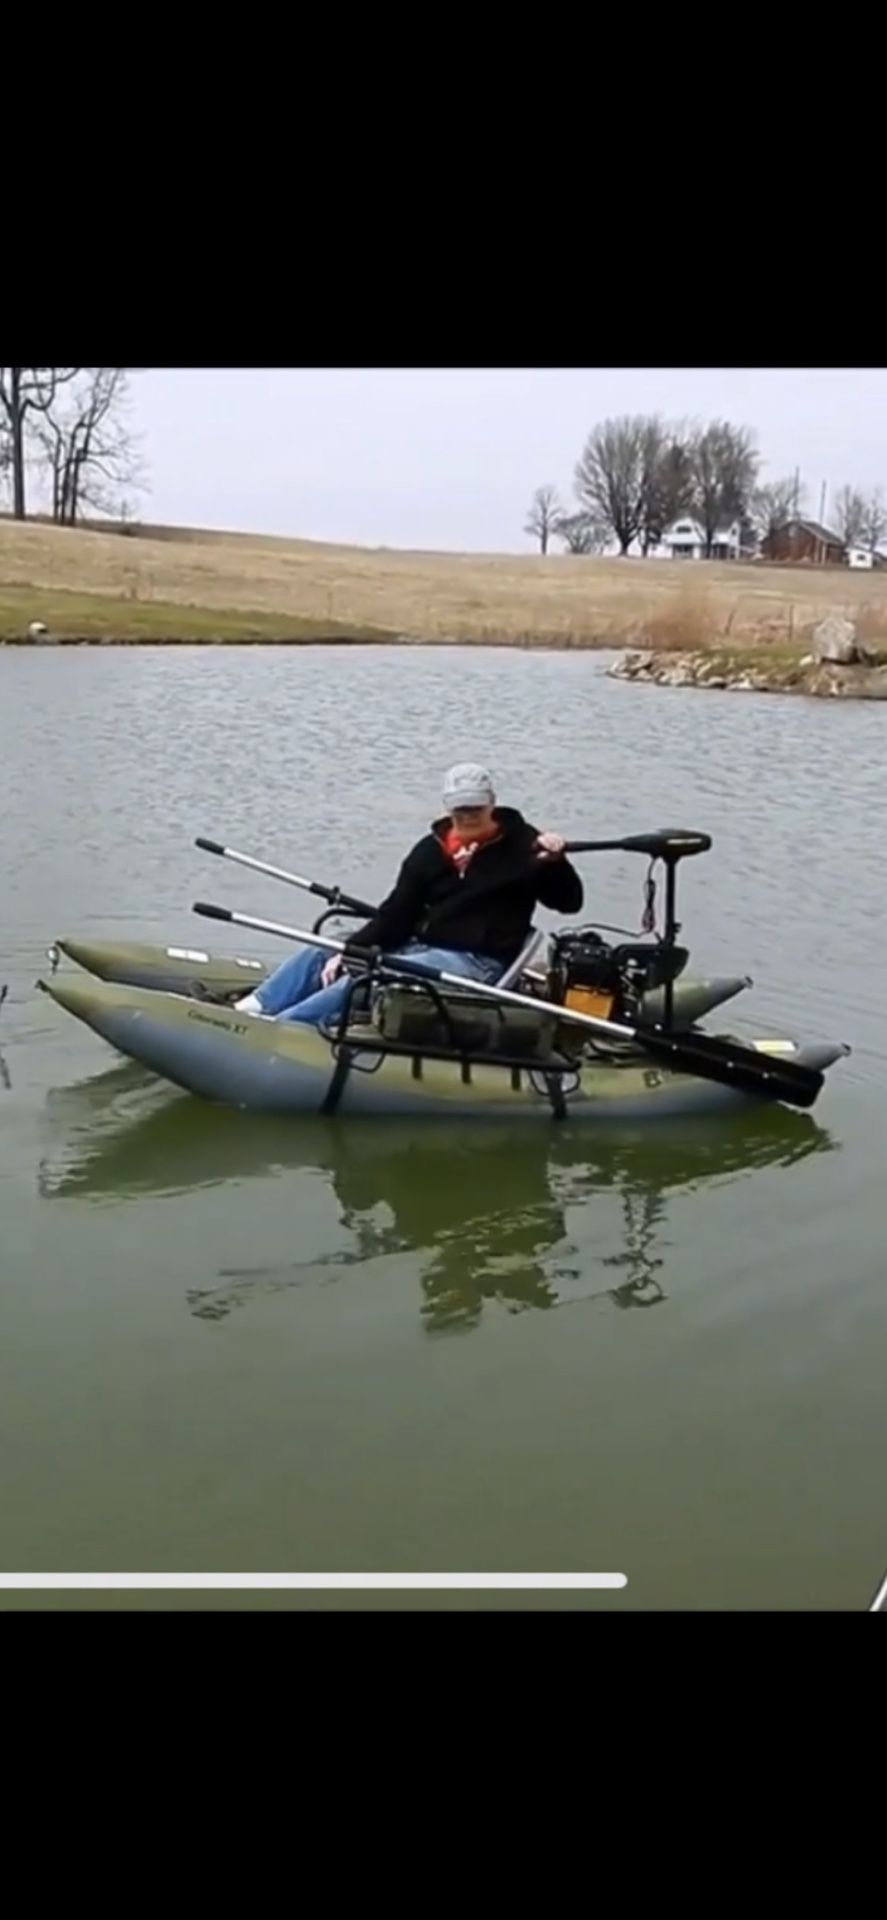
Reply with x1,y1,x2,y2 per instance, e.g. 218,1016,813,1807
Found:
532,834,584,914
347,845,429,953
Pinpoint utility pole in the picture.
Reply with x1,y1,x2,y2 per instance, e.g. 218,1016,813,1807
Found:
10,368,25,520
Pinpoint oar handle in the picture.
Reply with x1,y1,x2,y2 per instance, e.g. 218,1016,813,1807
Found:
194,837,376,917
193,901,232,922
192,900,376,967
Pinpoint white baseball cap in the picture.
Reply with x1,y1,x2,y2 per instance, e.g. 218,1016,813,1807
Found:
442,763,496,810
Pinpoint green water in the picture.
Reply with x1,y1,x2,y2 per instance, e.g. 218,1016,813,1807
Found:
1,646,884,1609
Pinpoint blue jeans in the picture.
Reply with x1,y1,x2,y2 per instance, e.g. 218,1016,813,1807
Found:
254,943,505,1026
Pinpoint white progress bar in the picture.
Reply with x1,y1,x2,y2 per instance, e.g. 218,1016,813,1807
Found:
0,1573,628,1592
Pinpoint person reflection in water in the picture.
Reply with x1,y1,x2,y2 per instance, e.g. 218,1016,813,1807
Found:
184,1128,666,1330
325,1131,666,1333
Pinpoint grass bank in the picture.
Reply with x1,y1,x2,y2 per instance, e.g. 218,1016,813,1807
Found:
0,586,395,646
3,517,887,649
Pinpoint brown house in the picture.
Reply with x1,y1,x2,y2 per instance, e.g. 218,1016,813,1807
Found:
761,518,846,566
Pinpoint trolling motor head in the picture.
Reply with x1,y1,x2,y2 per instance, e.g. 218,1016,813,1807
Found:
564,829,712,862
623,829,711,861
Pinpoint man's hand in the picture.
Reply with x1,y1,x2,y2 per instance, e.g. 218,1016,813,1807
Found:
321,952,345,987
535,831,567,860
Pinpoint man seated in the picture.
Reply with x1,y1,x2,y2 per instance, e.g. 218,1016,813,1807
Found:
235,762,584,1024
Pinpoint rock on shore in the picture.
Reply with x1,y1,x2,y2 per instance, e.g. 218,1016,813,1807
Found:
609,615,887,700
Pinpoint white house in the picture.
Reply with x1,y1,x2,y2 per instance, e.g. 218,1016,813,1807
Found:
847,546,873,570
659,515,744,561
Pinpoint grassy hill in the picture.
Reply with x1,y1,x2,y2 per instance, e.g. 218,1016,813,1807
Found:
2,515,887,649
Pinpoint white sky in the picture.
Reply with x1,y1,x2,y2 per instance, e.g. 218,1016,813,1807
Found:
127,368,887,552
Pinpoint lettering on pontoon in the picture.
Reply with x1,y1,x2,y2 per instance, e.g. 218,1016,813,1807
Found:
186,1008,248,1035
167,947,210,963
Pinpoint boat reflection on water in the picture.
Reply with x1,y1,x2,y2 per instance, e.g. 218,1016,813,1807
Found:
38,1062,837,1334
0,984,11,1090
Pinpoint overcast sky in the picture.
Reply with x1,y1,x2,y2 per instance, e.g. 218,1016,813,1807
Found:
128,368,887,553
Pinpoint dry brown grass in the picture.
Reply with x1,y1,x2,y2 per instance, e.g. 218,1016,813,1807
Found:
641,578,887,656
3,516,887,647
638,585,722,652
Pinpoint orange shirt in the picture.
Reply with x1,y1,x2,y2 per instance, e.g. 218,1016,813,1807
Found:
441,821,502,876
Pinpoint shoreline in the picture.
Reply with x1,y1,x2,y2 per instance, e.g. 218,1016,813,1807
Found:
6,631,887,701
2,632,406,648
1,630,621,649
5,619,887,701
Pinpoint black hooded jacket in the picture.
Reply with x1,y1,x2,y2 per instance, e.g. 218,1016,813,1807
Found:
349,807,584,963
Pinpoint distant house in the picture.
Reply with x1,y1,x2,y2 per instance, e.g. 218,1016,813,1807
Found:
661,515,745,561
761,518,846,567
847,546,874,570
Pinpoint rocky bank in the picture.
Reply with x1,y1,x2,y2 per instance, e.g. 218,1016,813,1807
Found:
609,614,887,701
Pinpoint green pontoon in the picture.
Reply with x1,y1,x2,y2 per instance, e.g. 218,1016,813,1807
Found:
47,932,751,1031
39,967,848,1121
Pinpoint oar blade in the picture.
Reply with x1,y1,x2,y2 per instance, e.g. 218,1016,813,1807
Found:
638,1024,824,1110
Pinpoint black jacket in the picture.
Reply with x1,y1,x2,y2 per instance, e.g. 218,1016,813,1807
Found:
349,807,584,963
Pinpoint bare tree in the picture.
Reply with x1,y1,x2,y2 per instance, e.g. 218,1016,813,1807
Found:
0,367,80,518
574,413,698,556
35,368,147,525
582,517,610,555
751,476,805,542
635,417,666,555
556,512,609,555
524,483,563,555
574,416,650,555
833,484,867,549
858,486,887,556
638,423,694,554
688,421,758,557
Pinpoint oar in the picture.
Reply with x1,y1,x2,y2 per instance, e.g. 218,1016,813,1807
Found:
191,902,825,1111
194,837,375,918
197,828,710,908
194,826,709,945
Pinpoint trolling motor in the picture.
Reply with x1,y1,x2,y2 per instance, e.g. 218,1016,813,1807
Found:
550,829,712,1030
